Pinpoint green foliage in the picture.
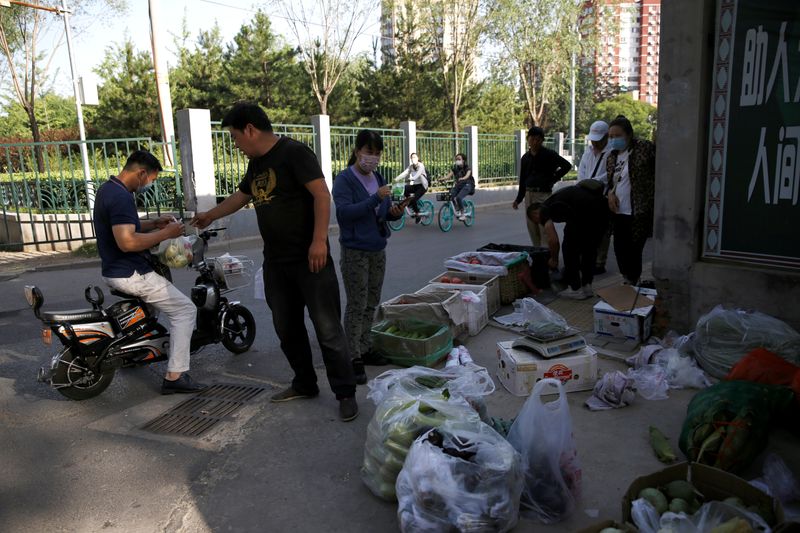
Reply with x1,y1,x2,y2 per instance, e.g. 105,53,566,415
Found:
72,241,99,257
92,39,161,139
462,81,526,133
592,94,657,141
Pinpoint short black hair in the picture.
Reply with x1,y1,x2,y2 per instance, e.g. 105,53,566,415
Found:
221,102,273,132
123,150,163,173
527,126,545,139
526,201,550,223
347,129,384,166
609,115,634,138
455,153,467,160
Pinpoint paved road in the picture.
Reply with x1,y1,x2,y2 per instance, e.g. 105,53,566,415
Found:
8,205,789,533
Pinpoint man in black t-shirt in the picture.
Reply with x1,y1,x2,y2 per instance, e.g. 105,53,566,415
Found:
192,103,358,422
512,127,572,247
526,184,609,300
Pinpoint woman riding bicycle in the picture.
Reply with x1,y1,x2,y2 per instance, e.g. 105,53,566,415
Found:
395,153,428,224
443,153,474,221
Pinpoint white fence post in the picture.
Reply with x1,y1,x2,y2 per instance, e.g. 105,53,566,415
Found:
464,125,479,186
400,120,417,160
554,132,566,157
312,114,333,191
176,108,216,213
515,129,526,182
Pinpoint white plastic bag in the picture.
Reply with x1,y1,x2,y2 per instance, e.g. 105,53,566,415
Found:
156,235,195,268
751,453,800,520
444,251,529,277
627,345,710,392
253,267,265,300
506,378,582,523
396,420,524,533
627,364,670,400
521,297,568,339
632,498,771,533
367,365,495,406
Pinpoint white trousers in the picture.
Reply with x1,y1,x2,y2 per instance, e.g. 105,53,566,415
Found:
103,271,196,373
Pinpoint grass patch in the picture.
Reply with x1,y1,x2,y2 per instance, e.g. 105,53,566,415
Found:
72,241,98,257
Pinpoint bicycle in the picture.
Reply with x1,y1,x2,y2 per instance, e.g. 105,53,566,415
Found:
387,193,435,231
435,191,475,232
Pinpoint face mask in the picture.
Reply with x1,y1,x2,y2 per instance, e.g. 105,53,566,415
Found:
410,158,418,167
136,172,154,194
358,154,380,174
455,160,463,167
608,137,627,151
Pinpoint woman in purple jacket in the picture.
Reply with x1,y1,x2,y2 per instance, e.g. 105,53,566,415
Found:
332,130,403,384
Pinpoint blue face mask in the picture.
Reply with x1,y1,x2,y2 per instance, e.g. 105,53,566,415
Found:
609,137,627,151
136,183,153,195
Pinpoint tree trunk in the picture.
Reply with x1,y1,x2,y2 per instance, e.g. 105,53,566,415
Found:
26,105,45,173
450,103,459,134
319,93,328,115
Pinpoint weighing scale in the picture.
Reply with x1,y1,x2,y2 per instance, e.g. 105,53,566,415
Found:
511,328,587,359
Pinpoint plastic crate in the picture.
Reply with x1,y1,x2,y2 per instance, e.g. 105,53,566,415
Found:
429,270,501,315
416,284,488,336
371,320,453,367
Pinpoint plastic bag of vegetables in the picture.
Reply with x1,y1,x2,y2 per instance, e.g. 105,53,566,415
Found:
632,498,770,533
361,391,481,501
521,297,568,339
367,365,495,406
694,305,800,379
507,378,582,524
395,420,524,533
156,236,196,268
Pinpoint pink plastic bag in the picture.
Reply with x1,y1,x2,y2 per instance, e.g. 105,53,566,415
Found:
506,378,582,523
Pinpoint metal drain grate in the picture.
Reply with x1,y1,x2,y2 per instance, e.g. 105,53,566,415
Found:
141,384,266,437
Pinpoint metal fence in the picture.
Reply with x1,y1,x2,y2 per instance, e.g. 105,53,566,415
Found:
416,130,469,191
0,138,180,251
210,122,316,197
478,133,517,187
330,126,406,181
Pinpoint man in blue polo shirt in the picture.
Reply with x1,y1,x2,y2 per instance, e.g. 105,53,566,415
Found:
93,150,204,394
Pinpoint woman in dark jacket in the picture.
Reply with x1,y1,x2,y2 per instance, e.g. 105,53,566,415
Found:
605,115,656,285
332,130,402,384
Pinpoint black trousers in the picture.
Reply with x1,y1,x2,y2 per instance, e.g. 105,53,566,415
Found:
263,258,356,399
403,184,427,213
612,214,648,284
562,221,606,290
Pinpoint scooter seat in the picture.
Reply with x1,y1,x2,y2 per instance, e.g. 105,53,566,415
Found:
42,309,105,323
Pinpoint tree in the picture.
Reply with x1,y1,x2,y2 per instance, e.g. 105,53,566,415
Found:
0,92,79,138
485,0,594,128
92,39,161,139
223,11,315,123
416,0,482,132
461,80,525,133
276,0,375,115
592,93,657,141
0,1,124,168
170,22,229,119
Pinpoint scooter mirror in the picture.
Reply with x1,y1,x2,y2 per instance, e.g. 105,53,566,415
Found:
24,285,43,311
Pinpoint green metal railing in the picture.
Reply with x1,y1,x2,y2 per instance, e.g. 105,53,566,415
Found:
330,126,406,181
1,137,181,251
416,130,469,191
478,133,517,187
210,122,316,196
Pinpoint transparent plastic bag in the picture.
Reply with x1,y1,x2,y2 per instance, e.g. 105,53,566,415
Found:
627,364,670,400
506,378,581,523
632,498,771,533
751,453,800,520
361,391,481,501
156,235,195,268
367,364,495,406
253,267,265,300
521,297,568,339
694,305,800,379
396,420,524,533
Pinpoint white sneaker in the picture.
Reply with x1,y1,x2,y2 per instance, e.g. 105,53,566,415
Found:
559,287,589,300
581,285,594,298
457,214,466,221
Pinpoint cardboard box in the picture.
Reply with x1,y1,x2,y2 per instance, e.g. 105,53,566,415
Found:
379,291,467,340
416,283,488,336
622,462,785,528
593,286,656,342
429,270,500,315
496,341,598,396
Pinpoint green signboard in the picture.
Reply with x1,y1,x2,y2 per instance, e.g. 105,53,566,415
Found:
704,0,800,268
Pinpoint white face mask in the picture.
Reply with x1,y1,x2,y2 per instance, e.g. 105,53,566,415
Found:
455,160,463,167
358,154,380,173
410,158,419,167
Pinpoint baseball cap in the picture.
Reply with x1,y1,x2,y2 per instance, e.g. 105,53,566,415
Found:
587,120,609,141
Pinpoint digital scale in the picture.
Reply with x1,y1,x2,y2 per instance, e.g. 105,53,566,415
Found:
510,328,587,359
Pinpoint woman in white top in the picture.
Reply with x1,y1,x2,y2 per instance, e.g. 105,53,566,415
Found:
396,153,428,223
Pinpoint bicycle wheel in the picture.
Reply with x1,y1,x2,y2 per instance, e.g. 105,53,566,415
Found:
462,199,475,227
418,200,434,226
438,203,454,232
388,214,405,231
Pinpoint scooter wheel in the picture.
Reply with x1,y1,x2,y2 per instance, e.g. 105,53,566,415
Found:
51,348,115,400
221,305,256,354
